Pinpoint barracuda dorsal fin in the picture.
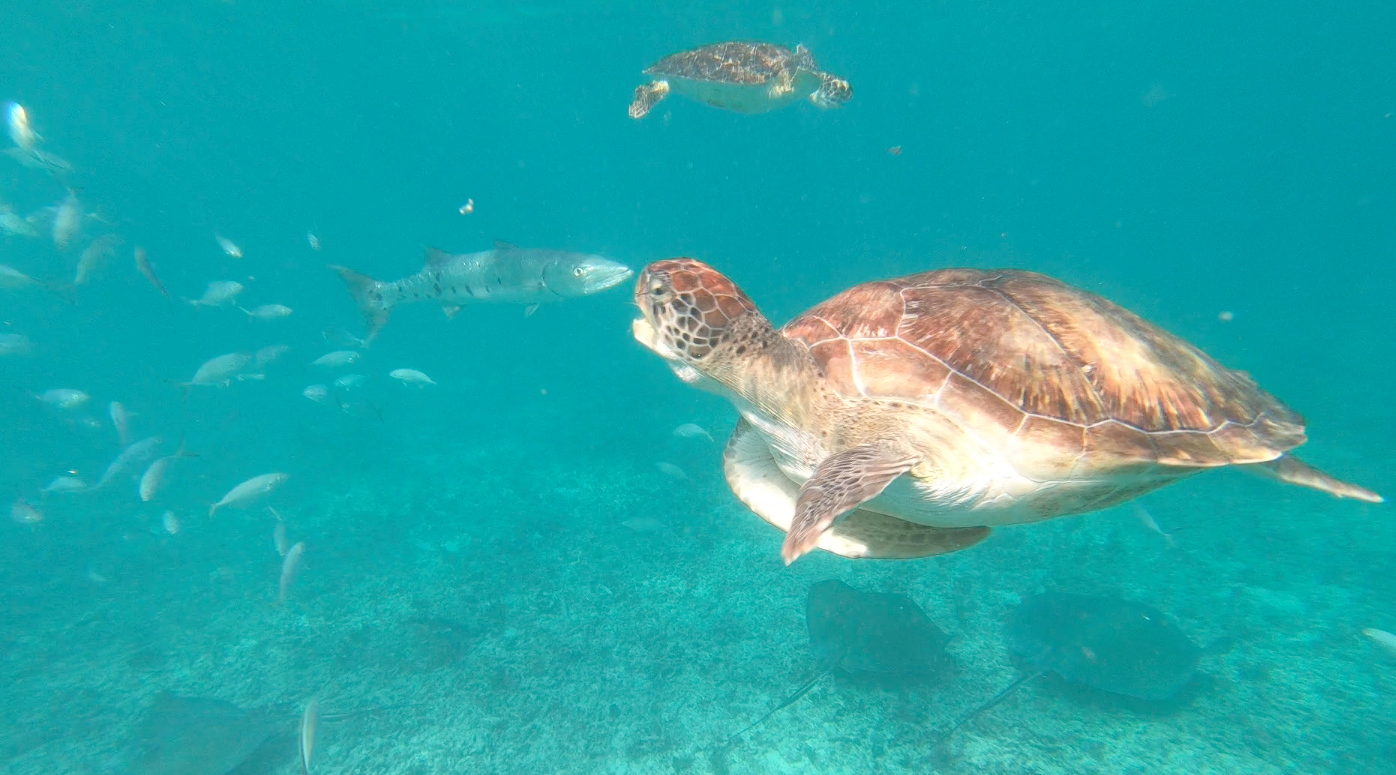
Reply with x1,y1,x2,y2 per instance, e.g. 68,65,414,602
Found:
424,247,454,268
493,239,518,251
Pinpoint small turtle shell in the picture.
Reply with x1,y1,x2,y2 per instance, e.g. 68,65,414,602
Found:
644,42,801,85
782,269,1307,473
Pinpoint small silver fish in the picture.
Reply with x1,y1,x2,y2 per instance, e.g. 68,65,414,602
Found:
655,461,688,481
37,388,89,410
139,446,197,502
307,232,321,250
274,519,290,556
1132,503,1177,549
11,499,42,524
109,401,131,447
672,422,713,442
302,384,330,404
388,368,436,386
95,436,162,489
0,264,39,289
161,510,180,535
42,476,86,493
332,374,365,390
215,234,242,258
134,247,171,299
312,350,360,368
51,190,82,250
0,333,32,356
210,472,289,517
241,304,293,320
6,103,39,150
278,541,305,604
184,352,253,387
187,280,244,308
75,234,122,285
0,205,37,237
1364,628,1396,658
300,697,319,774
255,344,290,367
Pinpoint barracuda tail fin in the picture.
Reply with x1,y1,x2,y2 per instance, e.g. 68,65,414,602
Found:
329,265,390,345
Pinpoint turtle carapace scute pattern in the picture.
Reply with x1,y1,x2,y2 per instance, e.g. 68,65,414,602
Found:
628,42,852,119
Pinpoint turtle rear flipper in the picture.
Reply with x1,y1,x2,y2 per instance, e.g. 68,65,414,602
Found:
629,81,670,119
1249,455,1383,503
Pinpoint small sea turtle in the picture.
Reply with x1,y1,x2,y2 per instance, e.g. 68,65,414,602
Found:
628,42,851,119
631,260,1383,564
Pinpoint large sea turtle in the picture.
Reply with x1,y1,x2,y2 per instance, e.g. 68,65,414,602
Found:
628,42,852,119
631,259,1383,564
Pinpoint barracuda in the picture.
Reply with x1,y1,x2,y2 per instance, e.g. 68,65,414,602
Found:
330,240,633,342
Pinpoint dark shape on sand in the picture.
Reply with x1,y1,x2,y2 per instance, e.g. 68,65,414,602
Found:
127,693,290,775
941,592,1212,738
726,579,951,745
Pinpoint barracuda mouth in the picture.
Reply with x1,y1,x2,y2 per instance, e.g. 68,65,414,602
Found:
583,262,634,294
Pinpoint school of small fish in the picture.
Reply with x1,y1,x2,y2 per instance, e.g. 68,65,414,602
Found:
4,100,631,612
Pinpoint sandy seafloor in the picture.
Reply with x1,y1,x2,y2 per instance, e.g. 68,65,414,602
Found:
2,401,1392,775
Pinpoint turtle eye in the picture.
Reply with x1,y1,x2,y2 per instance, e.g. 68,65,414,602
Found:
650,281,667,298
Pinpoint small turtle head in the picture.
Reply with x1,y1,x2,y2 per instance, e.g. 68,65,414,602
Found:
810,74,852,108
633,259,766,385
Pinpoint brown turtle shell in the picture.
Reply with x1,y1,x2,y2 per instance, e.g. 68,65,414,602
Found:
782,269,1307,476
645,42,799,86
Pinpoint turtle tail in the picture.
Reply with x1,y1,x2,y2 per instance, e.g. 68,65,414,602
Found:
329,265,391,345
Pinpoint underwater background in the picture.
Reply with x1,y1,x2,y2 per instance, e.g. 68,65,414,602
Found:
1,1,1393,773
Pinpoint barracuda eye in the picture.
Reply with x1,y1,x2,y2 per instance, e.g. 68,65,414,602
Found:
573,267,585,278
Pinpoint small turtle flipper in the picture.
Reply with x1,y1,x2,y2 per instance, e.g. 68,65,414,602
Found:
782,445,919,564
1249,454,1383,503
628,80,670,119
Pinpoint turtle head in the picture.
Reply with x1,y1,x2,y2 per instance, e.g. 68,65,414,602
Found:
633,259,770,388
810,73,852,108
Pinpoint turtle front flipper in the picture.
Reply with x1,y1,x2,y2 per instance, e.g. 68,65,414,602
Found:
767,69,796,99
724,419,987,560
628,80,670,119
783,445,920,564
1248,455,1383,503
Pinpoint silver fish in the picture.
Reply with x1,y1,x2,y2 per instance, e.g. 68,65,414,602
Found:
210,472,289,517
75,234,122,285
36,388,89,410
161,510,180,535
187,280,244,308
0,205,37,237
139,446,197,502
0,264,39,289
184,352,253,387
274,519,290,556
3,147,73,174
672,422,713,442
6,102,38,150
302,384,330,404
109,401,131,446
300,697,319,773
11,499,42,524
42,476,86,493
241,303,292,320
215,234,242,258
0,333,32,356
332,373,365,389
312,350,360,368
255,344,290,367
51,190,82,250
330,240,633,342
278,540,305,604
95,436,162,489
388,368,435,386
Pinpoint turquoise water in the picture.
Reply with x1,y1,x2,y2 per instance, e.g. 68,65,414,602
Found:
1,1,1392,773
